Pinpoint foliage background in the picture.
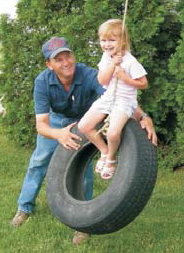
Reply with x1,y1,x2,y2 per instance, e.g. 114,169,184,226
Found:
0,0,183,168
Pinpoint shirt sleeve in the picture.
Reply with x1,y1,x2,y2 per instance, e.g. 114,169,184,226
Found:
128,59,147,80
34,78,50,114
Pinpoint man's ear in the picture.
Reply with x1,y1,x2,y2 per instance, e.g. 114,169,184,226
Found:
46,61,53,70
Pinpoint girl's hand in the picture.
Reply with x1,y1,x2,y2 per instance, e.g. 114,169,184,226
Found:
112,53,122,66
115,66,127,81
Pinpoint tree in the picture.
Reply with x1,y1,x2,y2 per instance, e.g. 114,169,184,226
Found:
0,0,181,148
169,0,184,156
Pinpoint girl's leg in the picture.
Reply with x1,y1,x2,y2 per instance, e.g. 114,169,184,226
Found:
78,109,108,155
101,111,129,179
107,111,129,161
78,109,109,174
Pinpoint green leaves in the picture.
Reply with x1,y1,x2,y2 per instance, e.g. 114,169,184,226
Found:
0,0,183,151
168,0,184,154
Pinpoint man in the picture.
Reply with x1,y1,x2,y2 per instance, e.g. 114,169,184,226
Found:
11,37,157,245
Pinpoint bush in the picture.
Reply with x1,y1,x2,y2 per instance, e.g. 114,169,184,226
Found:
0,0,182,152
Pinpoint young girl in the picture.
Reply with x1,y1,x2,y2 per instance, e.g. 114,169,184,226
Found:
78,19,148,179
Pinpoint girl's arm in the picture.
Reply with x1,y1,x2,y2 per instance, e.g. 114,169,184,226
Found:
97,53,122,86
116,67,148,89
97,63,115,86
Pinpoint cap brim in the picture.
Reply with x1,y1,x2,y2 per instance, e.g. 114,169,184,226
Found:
50,47,72,59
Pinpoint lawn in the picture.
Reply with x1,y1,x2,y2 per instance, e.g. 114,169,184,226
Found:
0,125,184,253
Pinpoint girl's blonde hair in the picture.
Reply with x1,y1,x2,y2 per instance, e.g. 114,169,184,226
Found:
98,19,130,54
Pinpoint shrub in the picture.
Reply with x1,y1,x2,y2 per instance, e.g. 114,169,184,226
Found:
0,0,182,151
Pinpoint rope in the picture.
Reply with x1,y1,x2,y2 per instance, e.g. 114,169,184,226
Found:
122,0,129,30
96,0,129,136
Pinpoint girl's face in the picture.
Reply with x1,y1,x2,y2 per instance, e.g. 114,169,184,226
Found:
100,34,120,56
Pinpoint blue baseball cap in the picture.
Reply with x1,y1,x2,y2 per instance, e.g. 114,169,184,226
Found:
42,37,72,59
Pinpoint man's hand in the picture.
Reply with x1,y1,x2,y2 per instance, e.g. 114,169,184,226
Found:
36,114,82,150
140,117,157,146
56,122,82,150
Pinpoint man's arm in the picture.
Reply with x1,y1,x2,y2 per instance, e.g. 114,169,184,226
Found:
133,106,157,146
36,114,82,150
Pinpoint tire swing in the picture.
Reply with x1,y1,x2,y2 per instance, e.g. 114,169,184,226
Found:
47,119,157,235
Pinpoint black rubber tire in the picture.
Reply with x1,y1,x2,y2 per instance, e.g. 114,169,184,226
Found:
47,118,157,235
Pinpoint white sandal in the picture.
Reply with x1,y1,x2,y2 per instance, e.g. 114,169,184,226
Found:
95,154,107,174
101,160,117,180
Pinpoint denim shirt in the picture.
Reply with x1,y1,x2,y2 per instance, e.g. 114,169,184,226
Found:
34,63,104,119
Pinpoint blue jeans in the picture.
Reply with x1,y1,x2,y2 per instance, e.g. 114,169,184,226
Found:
18,113,93,214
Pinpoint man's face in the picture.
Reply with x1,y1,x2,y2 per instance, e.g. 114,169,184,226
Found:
46,51,75,79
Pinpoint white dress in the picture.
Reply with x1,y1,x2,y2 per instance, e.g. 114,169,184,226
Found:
90,51,147,118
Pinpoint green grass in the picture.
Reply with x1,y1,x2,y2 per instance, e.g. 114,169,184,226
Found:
0,125,184,253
